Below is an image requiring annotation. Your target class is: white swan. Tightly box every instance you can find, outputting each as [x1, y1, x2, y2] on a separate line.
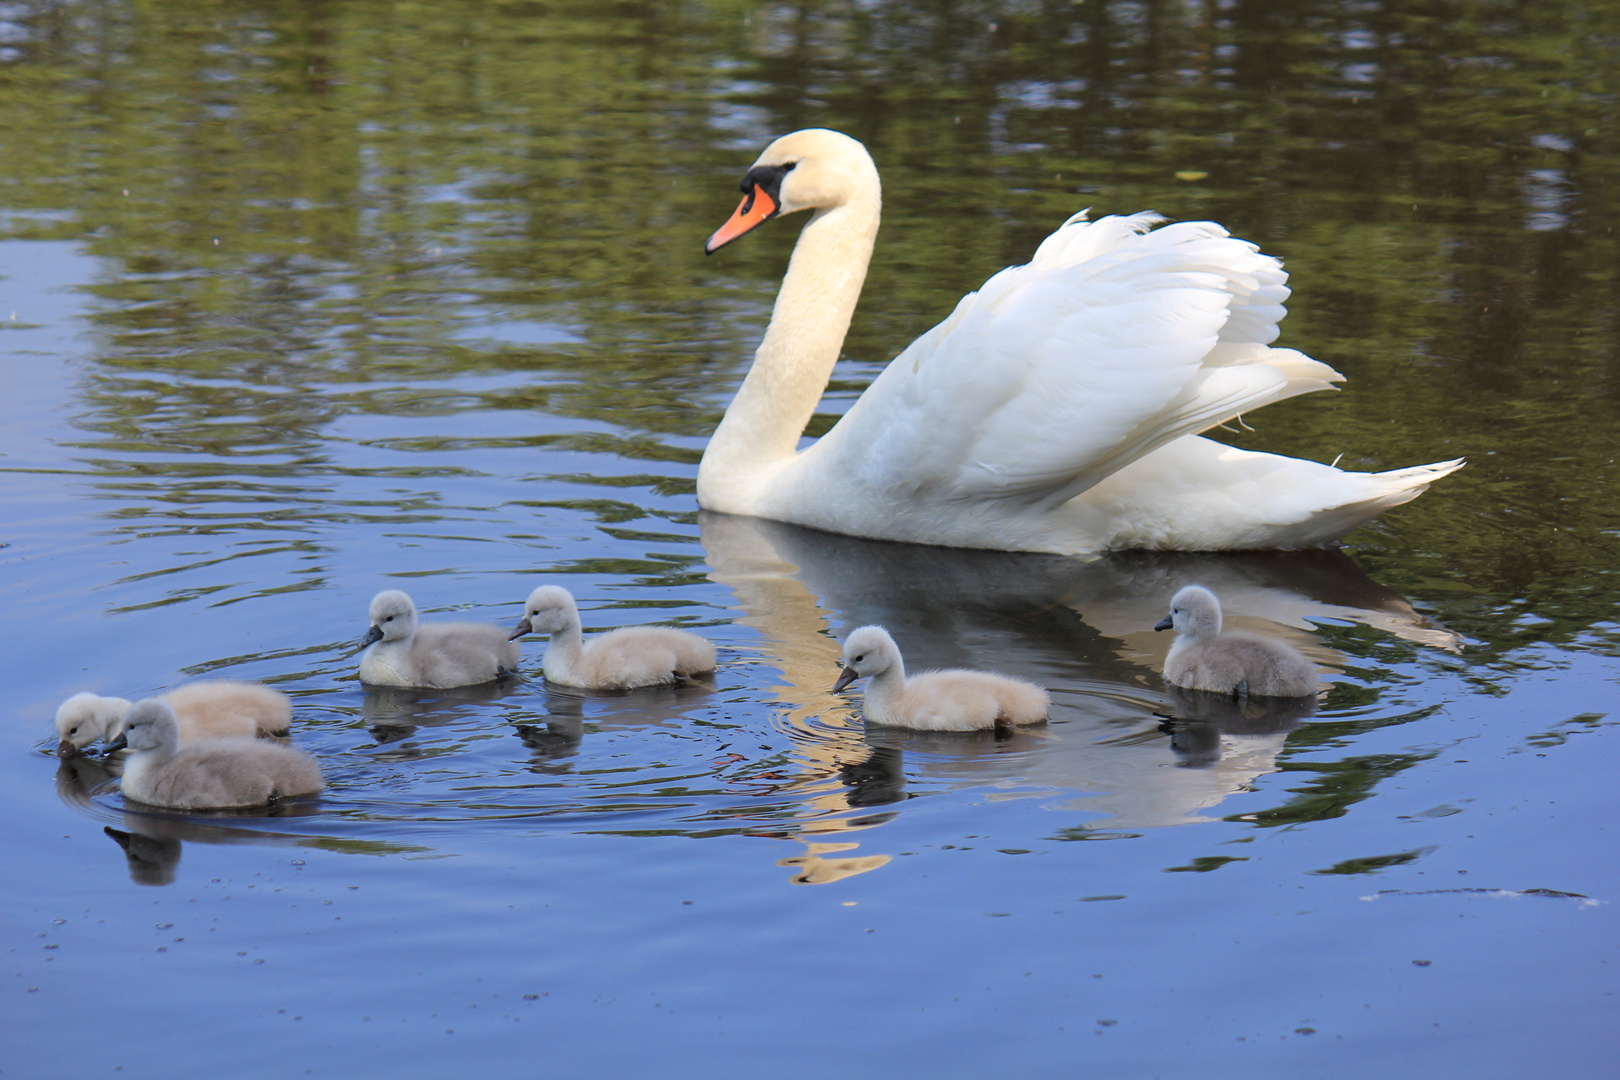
[110, 699, 323, 810]
[55, 681, 292, 756]
[833, 625, 1049, 732]
[700, 128, 1461, 554]
[509, 585, 717, 689]
[1156, 585, 1320, 697]
[359, 589, 520, 689]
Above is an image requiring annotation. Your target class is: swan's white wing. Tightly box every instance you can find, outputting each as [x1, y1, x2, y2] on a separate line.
[804, 213, 1341, 506]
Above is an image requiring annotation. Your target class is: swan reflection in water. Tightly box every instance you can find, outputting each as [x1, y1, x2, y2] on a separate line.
[701, 512, 1456, 876]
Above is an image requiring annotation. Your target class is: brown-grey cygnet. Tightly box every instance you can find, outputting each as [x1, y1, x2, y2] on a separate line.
[359, 589, 520, 689]
[1155, 585, 1320, 697]
[832, 625, 1049, 732]
[55, 681, 292, 757]
[509, 585, 717, 690]
[109, 699, 323, 810]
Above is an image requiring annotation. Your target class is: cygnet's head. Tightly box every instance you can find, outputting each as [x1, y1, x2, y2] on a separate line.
[110, 699, 181, 755]
[833, 625, 901, 693]
[706, 129, 878, 253]
[1155, 585, 1223, 639]
[363, 590, 419, 647]
[55, 692, 127, 756]
[509, 585, 579, 641]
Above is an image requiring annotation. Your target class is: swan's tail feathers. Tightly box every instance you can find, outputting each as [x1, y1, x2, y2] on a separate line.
[1287, 458, 1466, 547]
[1031, 346, 1346, 509]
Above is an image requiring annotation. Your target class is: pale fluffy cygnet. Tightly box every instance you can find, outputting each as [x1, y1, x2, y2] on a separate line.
[833, 625, 1049, 732]
[509, 585, 717, 690]
[1155, 584, 1320, 697]
[359, 589, 520, 689]
[55, 681, 292, 756]
[110, 699, 323, 810]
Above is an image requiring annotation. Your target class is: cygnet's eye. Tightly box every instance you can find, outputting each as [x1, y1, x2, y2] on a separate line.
[69, 726, 79, 735]
[854, 653, 866, 663]
[384, 615, 394, 622]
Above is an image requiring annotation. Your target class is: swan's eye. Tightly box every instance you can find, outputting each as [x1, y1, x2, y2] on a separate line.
[384, 615, 394, 622]
[854, 654, 865, 663]
[69, 726, 79, 735]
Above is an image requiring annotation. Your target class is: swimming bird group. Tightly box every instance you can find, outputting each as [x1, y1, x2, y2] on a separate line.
[52, 125, 1450, 809]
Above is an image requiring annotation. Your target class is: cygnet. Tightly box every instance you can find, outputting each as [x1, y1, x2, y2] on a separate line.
[55, 681, 292, 756]
[509, 585, 717, 690]
[832, 625, 1049, 732]
[359, 589, 520, 689]
[1154, 584, 1320, 697]
[109, 699, 324, 810]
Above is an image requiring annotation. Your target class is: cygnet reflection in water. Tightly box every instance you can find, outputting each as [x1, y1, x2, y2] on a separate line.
[103, 826, 182, 886]
[360, 680, 521, 745]
[1159, 685, 1317, 768]
[701, 512, 1448, 829]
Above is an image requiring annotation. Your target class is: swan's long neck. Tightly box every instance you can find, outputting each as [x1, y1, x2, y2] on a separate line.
[698, 190, 880, 511]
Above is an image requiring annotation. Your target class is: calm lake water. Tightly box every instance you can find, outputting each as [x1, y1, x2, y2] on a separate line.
[3, 2, 1617, 1076]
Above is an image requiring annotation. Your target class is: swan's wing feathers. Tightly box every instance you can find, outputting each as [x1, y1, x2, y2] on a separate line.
[817, 213, 1331, 504]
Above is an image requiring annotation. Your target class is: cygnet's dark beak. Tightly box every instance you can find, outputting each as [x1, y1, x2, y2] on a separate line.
[832, 666, 860, 694]
[508, 617, 532, 642]
[361, 624, 384, 648]
[105, 732, 129, 753]
[1154, 615, 1174, 632]
[57, 739, 77, 758]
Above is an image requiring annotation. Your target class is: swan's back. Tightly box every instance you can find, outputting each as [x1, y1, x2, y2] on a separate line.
[124, 737, 325, 810]
[576, 626, 717, 690]
[162, 681, 292, 737]
[1165, 632, 1319, 698]
[884, 669, 1050, 732]
[362, 621, 519, 688]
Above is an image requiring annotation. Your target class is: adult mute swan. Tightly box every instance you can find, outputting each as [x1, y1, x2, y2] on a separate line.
[701, 128, 1461, 554]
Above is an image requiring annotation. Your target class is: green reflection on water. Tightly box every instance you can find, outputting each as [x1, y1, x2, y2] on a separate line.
[2, 0, 1617, 631]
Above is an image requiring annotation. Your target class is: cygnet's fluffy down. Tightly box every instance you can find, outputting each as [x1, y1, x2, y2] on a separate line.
[111, 699, 323, 810]
[1155, 584, 1320, 697]
[510, 585, 717, 690]
[55, 681, 292, 756]
[359, 589, 520, 689]
[833, 625, 1049, 732]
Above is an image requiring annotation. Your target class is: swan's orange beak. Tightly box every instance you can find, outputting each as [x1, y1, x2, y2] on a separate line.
[706, 186, 779, 254]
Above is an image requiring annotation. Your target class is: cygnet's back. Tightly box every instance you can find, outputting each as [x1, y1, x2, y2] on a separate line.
[1156, 585, 1320, 698]
[160, 681, 292, 737]
[116, 700, 324, 811]
[359, 589, 520, 689]
[574, 626, 718, 690]
[835, 625, 1049, 732]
